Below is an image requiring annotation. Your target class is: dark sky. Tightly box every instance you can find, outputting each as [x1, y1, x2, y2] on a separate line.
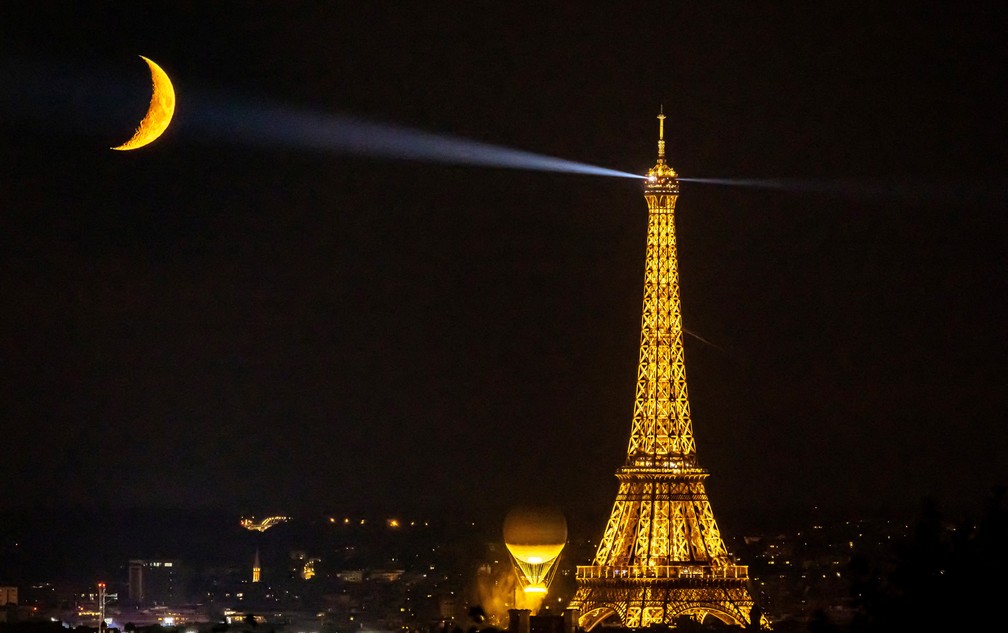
[1, 3, 1006, 531]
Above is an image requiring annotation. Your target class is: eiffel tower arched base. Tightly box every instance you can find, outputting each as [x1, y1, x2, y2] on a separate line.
[571, 575, 763, 630]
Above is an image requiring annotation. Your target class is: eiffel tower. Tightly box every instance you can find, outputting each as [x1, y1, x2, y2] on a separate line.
[569, 112, 765, 630]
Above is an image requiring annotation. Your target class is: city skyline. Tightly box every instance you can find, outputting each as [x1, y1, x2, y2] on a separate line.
[1, 4, 1006, 528]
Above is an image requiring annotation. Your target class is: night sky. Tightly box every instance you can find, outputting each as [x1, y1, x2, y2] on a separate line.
[2, 3, 1006, 531]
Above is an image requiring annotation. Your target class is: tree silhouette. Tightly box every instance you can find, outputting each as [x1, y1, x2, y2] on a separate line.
[848, 487, 1008, 632]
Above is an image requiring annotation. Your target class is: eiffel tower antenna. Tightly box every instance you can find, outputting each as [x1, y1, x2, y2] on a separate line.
[657, 105, 666, 160]
[569, 112, 766, 630]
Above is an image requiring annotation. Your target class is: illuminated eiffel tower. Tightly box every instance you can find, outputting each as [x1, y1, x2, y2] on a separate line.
[569, 112, 765, 630]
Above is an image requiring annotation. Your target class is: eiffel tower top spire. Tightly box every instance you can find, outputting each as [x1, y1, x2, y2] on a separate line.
[646, 108, 678, 191]
[657, 105, 666, 159]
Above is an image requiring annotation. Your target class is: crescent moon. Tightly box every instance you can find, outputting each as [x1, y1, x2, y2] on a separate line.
[111, 55, 176, 151]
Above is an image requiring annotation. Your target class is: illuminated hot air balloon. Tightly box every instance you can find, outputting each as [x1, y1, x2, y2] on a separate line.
[503, 505, 568, 596]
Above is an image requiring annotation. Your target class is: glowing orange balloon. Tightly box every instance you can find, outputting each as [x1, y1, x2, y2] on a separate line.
[503, 505, 567, 593]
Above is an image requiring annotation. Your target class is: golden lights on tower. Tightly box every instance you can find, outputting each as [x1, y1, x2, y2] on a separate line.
[568, 112, 764, 630]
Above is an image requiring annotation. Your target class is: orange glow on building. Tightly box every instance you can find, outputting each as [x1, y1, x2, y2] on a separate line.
[252, 549, 261, 583]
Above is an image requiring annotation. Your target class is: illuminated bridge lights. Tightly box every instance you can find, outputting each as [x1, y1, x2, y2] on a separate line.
[241, 516, 290, 532]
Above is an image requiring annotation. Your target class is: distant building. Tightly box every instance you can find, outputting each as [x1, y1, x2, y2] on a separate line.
[337, 570, 364, 582]
[0, 587, 17, 606]
[128, 559, 182, 605]
[369, 569, 404, 582]
[252, 549, 261, 583]
[0, 586, 17, 622]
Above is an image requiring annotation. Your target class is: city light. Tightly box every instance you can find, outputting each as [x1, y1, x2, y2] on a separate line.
[241, 516, 290, 532]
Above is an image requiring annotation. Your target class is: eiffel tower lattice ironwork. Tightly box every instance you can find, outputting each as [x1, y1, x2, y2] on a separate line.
[569, 112, 765, 630]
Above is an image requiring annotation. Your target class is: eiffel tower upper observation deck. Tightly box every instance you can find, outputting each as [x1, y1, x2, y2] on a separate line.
[569, 112, 766, 630]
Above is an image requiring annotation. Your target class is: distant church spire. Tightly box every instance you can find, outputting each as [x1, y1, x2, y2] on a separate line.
[252, 548, 261, 583]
